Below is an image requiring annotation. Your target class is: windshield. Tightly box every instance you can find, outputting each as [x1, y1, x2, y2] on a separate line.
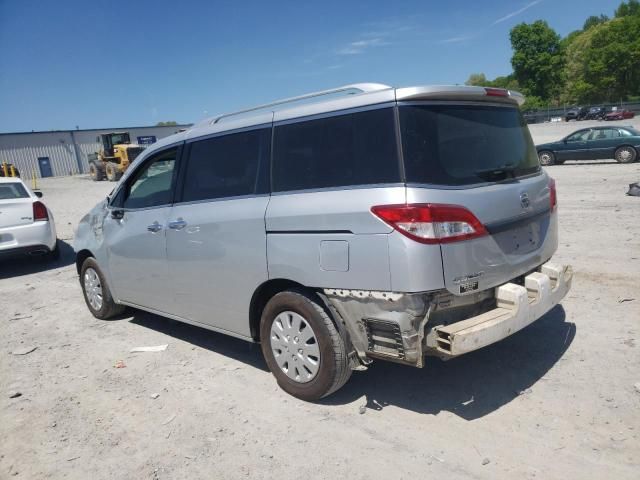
[111, 133, 130, 144]
[0, 182, 29, 200]
[399, 104, 540, 186]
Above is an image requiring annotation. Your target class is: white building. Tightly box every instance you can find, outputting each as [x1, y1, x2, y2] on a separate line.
[0, 125, 190, 178]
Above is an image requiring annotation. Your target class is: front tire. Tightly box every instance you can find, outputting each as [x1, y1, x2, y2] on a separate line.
[105, 163, 119, 182]
[614, 146, 637, 164]
[538, 150, 556, 166]
[260, 289, 352, 401]
[80, 257, 125, 319]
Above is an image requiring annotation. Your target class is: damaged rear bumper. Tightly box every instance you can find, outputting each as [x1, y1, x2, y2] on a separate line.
[433, 263, 572, 356]
[323, 261, 572, 368]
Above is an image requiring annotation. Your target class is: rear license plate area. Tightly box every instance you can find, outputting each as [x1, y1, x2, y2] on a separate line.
[495, 222, 541, 254]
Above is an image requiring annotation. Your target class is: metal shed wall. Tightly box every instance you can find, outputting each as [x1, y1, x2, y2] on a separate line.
[0, 125, 189, 178]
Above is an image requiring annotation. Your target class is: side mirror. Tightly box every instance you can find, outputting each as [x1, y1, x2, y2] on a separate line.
[34, 191, 43, 198]
[111, 209, 124, 220]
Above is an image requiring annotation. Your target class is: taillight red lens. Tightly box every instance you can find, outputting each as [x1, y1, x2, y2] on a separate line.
[485, 87, 509, 98]
[33, 201, 48, 221]
[371, 204, 487, 244]
[549, 178, 557, 211]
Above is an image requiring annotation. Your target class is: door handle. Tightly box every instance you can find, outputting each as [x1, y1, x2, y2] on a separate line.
[147, 221, 163, 233]
[168, 219, 187, 230]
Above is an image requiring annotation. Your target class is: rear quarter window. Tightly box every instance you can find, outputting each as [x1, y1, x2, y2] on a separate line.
[0, 182, 29, 200]
[400, 104, 540, 186]
[272, 107, 400, 192]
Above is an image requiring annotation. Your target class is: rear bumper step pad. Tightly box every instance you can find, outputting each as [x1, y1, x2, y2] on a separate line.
[434, 262, 572, 356]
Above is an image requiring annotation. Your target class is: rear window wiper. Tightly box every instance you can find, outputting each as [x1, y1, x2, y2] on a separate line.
[475, 164, 517, 180]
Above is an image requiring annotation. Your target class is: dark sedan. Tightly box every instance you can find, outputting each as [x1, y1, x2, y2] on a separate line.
[585, 106, 606, 120]
[536, 126, 640, 165]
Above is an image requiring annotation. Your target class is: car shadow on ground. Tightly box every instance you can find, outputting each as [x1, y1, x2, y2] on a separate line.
[0, 239, 74, 279]
[128, 304, 573, 419]
[128, 310, 268, 372]
[323, 305, 574, 419]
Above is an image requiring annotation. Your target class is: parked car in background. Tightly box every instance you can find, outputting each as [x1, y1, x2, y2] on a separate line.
[75, 83, 572, 400]
[585, 106, 606, 120]
[0, 177, 58, 259]
[536, 126, 640, 165]
[523, 111, 538, 124]
[605, 109, 635, 121]
[565, 106, 588, 121]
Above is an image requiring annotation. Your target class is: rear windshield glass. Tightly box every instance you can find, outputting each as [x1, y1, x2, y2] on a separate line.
[399, 104, 540, 186]
[0, 182, 29, 200]
[621, 127, 640, 136]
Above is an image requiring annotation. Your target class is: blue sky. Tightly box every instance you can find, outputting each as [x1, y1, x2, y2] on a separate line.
[0, 0, 623, 132]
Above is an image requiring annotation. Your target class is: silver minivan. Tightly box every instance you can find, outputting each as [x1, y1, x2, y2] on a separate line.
[74, 83, 572, 400]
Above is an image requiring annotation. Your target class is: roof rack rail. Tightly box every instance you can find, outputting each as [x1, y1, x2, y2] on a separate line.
[209, 83, 392, 125]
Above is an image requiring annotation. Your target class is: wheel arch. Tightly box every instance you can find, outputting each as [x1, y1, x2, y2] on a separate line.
[249, 278, 309, 342]
[616, 143, 638, 151]
[75, 249, 94, 274]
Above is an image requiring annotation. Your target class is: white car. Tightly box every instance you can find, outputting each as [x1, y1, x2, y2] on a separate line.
[0, 177, 58, 259]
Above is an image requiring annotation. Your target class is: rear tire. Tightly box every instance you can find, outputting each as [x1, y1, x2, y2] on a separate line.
[614, 146, 637, 164]
[89, 162, 105, 181]
[538, 150, 556, 166]
[260, 289, 352, 401]
[80, 257, 125, 319]
[105, 163, 119, 182]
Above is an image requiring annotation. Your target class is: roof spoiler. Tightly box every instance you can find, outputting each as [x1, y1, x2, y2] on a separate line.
[395, 85, 525, 106]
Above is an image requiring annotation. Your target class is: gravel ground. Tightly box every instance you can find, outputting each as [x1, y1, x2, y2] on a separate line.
[1, 126, 639, 479]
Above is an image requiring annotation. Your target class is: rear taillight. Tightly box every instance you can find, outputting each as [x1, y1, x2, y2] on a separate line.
[33, 201, 48, 221]
[549, 178, 557, 211]
[371, 204, 487, 244]
[485, 87, 509, 98]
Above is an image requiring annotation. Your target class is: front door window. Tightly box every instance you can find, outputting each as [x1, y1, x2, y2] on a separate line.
[123, 148, 177, 209]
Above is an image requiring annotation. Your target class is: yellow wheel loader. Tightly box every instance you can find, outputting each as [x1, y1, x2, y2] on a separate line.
[87, 132, 146, 182]
[0, 161, 20, 177]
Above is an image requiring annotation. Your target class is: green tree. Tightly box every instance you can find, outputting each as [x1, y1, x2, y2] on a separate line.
[510, 20, 565, 101]
[487, 75, 520, 90]
[465, 73, 520, 91]
[562, 26, 599, 103]
[465, 1, 640, 108]
[583, 14, 609, 30]
[615, 0, 640, 17]
[583, 14, 640, 101]
[465, 73, 488, 86]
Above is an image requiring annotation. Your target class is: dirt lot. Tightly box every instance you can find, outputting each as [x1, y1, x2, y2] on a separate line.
[2, 126, 640, 479]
